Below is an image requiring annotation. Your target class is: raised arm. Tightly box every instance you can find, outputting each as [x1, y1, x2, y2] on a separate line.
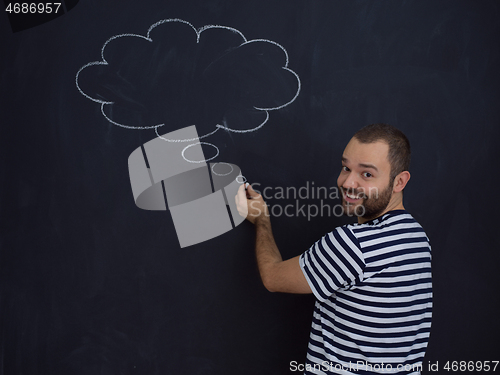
[235, 184, 312, 294]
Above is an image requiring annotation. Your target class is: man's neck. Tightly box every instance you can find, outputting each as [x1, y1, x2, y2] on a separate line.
[357, 197, 405, 224]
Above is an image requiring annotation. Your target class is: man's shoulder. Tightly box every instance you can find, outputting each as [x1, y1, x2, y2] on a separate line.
[314, 210, 427, 252]
[347, 210, 426, 239]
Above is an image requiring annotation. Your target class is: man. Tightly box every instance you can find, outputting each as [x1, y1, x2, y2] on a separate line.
[235, 123, 432, 375]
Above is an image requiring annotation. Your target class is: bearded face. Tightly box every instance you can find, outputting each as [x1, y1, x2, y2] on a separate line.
[336, 138, 407, 223]
[340, 180, 393, 221]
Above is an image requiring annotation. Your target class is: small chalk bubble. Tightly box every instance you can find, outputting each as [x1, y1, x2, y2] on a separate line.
[236, 175, 247, 184]
[211, 162, 234, 176]
[182, 142, 219, 163]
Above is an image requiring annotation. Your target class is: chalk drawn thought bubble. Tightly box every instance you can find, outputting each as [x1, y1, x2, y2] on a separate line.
[76, 18, 301, 140]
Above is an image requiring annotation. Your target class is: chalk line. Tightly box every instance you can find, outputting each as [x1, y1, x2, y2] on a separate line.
[182, 142, 219, 164]
[211, 162, 234, 176]
[76, 18, 301, 159]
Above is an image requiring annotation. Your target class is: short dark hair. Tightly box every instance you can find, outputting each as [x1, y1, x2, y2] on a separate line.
[353, 123, 411, 182]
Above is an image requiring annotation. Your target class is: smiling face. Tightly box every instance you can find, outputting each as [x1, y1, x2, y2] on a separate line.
[337, 137, 399, 223]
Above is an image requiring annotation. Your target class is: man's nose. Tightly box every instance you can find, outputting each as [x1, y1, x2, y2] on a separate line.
[342, 172, 359, 190]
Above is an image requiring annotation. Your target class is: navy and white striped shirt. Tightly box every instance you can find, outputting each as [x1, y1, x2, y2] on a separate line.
[299, 210, 432, 375]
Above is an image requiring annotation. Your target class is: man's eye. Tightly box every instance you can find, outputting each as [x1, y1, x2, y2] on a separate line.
[342, 166, 350, 172]
[363, 172, 372, 178]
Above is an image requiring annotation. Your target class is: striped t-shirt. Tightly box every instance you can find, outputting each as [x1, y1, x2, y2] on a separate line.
[299, 210, 432, 375]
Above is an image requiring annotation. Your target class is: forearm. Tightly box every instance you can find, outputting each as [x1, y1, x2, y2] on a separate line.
[254, 218, 283, 291]
[237, 183, 311, 294]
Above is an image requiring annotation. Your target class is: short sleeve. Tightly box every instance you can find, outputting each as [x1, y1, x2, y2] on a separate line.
[299, 226, 365, 302]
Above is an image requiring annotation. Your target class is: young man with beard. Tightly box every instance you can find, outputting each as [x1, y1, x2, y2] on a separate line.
[235, 123, 432, 375]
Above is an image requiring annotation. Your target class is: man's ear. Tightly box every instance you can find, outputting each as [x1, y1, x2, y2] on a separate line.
[393, 171, 411, 193]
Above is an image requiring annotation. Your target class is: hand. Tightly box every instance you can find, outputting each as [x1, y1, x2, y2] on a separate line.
[235, 183, 270, 225]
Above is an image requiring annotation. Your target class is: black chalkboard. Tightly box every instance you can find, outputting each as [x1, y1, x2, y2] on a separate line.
[1, 1, 499, 374]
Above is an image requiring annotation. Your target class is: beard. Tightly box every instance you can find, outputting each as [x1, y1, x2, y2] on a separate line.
[340, 182, 393, 221]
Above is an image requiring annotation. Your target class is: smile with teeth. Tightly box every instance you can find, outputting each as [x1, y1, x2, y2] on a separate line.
[344, 191, 364, 202]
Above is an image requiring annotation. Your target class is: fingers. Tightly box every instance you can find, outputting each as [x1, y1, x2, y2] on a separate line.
[245, 183, 261, 199]
[236, 183, 246, 199]
[234, 182, 269, 223]
[235, 184, 248, 218]
[236, 183, 260, 199]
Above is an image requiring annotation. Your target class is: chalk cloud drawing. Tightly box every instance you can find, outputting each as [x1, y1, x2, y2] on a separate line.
[76, 18, 300, 247]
